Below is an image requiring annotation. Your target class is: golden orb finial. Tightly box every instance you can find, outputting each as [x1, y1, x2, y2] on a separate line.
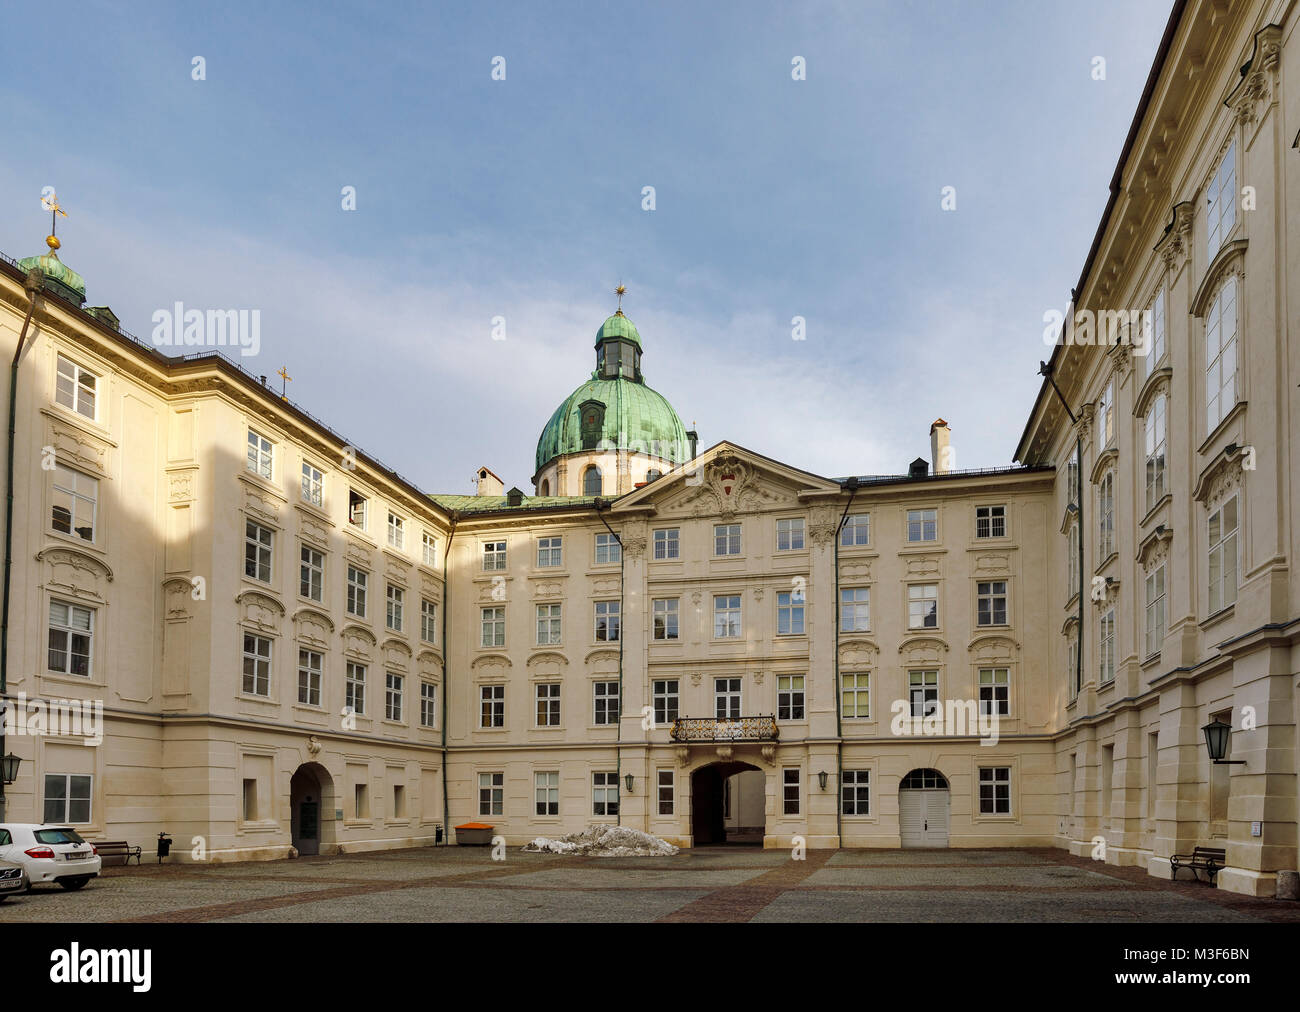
[46, 235, 61, 251]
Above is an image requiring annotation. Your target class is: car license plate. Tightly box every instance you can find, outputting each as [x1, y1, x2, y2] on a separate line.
[65, 850, 88, 860]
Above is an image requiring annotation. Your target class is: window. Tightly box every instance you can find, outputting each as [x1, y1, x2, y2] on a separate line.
[652, 598, 679, 641]
[1067, 521, 1080, 599]
[297, 648, 322, 706]
[1208, 495, 1238, 614]
[653, 679, 679, 726]
[979, 767, 1012, 814]
[386, 584, 404, 632]
[348, 489, 367, 529]
[595, 533, 621, 564]
[713, 595, 741, 638]
[714, 523, 742, 556]
[1144, 394, 1167, 512]
[539, 479, 550, 496]
[776, 591, 804, 635]
[1067, 446, 1081, 507]
[346, 566, 368, 617]
[593, 681, 619, 725]
[1206, 276, 1238, 433]
[777, 675, 805, 720]
[1145, 566, 1166, 658]
[51, 464, 96, 542]
[387, 512, 405, 550]
[478, 772, 503, 816]
[840, 587, 870, 632]
[300, 545, 324, 602]
[841, 672, 870, 719]
[782, 768, 801, 815]
[55, 354, 97, 420]
[482, 540, 506, 571]
[978, 668, 1009, 717]
[420, 599, 437, 644]
[345, 662, 366, 715]
[840, 513, 870, 546]
[1097, 472, 1115, 561]
[420, 682, 437, 728]
[1068, 635, 1080, 700]
[422, 531, 438, 567]
[385, 672, 404, 721]
[536, 603, 562, 645]
[776, 517, 805, 551]
[907, 584, 938, 629]
[592, 772, 619, 816]
[352, 784, 367, 820]
[242, 633, 272, 696]
[246, 429, 273, 479]
[841, 770, 870, 816]
[1097, 380, 1114, 449]
[908, 670, 938, 717]
[301, 462, 324, 508]
[480, 684, 504, 727]
[481, 606, 505, 647]
[977, 581, 1008, 626]
[537, 536, 563, 567]
[594, 601, 620, 642]
[1207, 140, 1236, 261]
[1099, 609, 1116, 684]
[536, 683, 561, 726]
[657, 770, 674, 815]
[44, 773, 92, 824]
[535, 771, 559, 816]
[653, 528, 680, 560]
[1145, 286, 1167, 372]
[715, 677, 741, 720]
[583, 466, 602, 496]
[244, 520, 273, 583]
[906, 509, 937, 542]
[975, 505, 1005, 539]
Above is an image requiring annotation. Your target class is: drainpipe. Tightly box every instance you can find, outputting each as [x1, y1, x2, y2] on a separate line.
[593, 499, 624, 826]
[439, 512, 457, 844]
[1038, 361, 1083, 699]
[0, 268, 44, 823]
[832, 478, 859, 846]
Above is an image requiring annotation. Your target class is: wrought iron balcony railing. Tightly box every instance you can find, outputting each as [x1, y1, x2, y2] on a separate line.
[669, 715, 779, 742]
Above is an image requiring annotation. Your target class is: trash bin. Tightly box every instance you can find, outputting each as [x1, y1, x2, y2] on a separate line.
[454, 822, 494, 845]
[157, 831, 172, 863]
[435, 824, 444, 846]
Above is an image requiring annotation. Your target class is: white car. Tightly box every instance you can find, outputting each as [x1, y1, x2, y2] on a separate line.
[0, 858, 27, 900]
[0, 824, 102, 890]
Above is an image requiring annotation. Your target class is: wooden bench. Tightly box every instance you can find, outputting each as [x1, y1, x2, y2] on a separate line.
[1170, 846, 1226, 883]
[92, 840, 142, 866]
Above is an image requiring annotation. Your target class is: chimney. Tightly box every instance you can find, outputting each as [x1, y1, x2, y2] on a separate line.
[687, 429, 699, 460]
[475, 466, 505, 496]
[930, 419, 952, 475]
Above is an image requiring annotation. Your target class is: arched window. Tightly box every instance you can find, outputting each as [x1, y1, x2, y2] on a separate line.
[583, 466, 602, 496]
[1144, 393, 1167, 512]
[1097, 471, 1114, 561]
[1206, 276, 1238, 433]
[539, 479, 550, 497]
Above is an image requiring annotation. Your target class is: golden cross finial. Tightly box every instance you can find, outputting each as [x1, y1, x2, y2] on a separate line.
[615, 284, 627, 315]
[41, 191, 68, 249]
[277, 366, 292, 400]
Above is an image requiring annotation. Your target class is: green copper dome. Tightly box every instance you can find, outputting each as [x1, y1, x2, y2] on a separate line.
[594, 311, 641, 348]
[534, 375, 689, 474]
[18, 250, 86, 305]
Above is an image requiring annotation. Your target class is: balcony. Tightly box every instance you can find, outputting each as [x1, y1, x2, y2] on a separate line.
[669, 715, 779, 743]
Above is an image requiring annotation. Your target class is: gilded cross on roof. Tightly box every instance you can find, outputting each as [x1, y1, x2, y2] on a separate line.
[615, 284, 627, 315]
[277, 366, 292, 400]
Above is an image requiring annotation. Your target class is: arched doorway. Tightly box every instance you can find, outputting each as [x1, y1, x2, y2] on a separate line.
[290, 762, 334, 856]
[899, 768, 950, 848]
[691, 761, 765, 845]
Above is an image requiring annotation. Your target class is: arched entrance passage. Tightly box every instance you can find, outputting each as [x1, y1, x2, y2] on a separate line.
[290, 762, 335, 856]
[691, 761, 765, 846]
[899, 768, 950, 848]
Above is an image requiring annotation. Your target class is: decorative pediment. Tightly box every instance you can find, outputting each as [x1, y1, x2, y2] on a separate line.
[1136, 524, 1173, 572]
[236, 589, 284, 633]
[1154, 200, 1194, 272]
[968, 633, 1019, 664]
[1058, 503, 1079, 536]
[341, 623, 377, 657]
[345, 543, 372, 568]
[1192, 447, 1247, 510]
[36, 547, 114, 604]
[1190, 239, 1246, 319]
[1226, 24, 1282, 127]
[420, 572, 442, 596]
[840, 559, 872, 581]
[673, 451, 792, 519]
[384, 555, 410, 585]
[591, 577, 620, 596]
[899, 636, 949, 664]
[1133, 367, 1172, 420]
[839, 640, 879, 668]
[244, 488, 281, 525]
[472, 653, 512, 678]
[973, 553, 1011, 576]
[293, 606, 335, 647]
[47, 419, 109, 476]
[299, 516, 330, 548]
[531, 579, 563, 599]
[417, 648, 442, 674]
[1089, 447, 1118, 486]
[1061, 614, 1079, 637]
[584, 648, 620, 671]
[382, 637, 412, 671]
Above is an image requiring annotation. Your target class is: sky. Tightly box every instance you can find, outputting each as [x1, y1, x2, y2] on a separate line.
[0, 0, 1175, 494]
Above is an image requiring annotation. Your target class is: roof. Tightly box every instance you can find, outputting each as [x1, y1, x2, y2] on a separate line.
[429, 494, 604, 516]
[534, 375, 688, 473]
[594, 311, 641, 348]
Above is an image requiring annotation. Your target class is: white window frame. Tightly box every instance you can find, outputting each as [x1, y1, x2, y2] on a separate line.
[1145, 393, 1167, 513]
[1206, 140, 1236, 261]
[419, 681, 437, 728]
[975, 504, 1006, 539]
[594, 533, 621, 564]
[345, 661, 366, 715]
[478, 771, 503, 815]
[246, 429, 273, 479]
[1099, 609, 1116, 684]
[978, 766, 1012, 815]
[482, 540, 507, 571]
[387, 511, 405, 550]
[346, 565, 368, 617]
[244, 520, 273, 583]
[301, 462, 324, 508]
[242, 632, 272, 696]
[714, 523, 742, 556]
[776, 517, 805, 551]
[1097, 471, 1115, 561]
[906, 508, 937, 543]
[537, 536, 563, 568]
[594, 600, 620, 642]
[536, 603, 562, 645]
[593, 681, 619, 725]
[840, 587, 870, 632]
[777, 674, 805, 720]
[978, 667, 1009, 717]
[1145, 565, 1166, 659]
[713, 595, 742, 638]
[592, 772, 619, 816]
[841, 671, 870, 719]
[714, 677, 741, 720]
[480, 684, 504, 728]
[422, 531, 438, 567]
[348, 489, 368, 529]
[908, 669, 939, 717]
[535, 771, 559, 816]
[782, 767, 801, 815]
[43, 773, 93, 824]
[386, 583, 404, 632]
[298, 648, 322, 707]
[47, 599, 94, 676]
[657, 769, 674, 816]
[841, 770, 870, 816]
[840, 513, 870, 547]
[1208, 495, 1239, 614]
[420, 598, 437, 644]
[1205, 276, 1238, 434]
[776, 591, 805, 635]
[653, 528, 680, 560]
[481, 606, 505, 647]
[977, 580, 1008, 627]
[55, 353, 97, 420]
[907, 584, 938, 629]
[652, 598, 679, 641]
[1097, 380, 1114, 450]
[300, 544, 324, 603]
[535, 682, 561, 727]
[653, 679, 679, 725]
[51, 463, 97, 543]
[1145, 286, 1167, 373]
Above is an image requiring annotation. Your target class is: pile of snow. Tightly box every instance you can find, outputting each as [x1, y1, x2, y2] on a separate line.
[522, 824, 679, 857]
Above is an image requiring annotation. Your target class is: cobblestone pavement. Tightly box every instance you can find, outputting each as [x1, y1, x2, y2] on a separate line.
[2, 846, 1297, 923]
